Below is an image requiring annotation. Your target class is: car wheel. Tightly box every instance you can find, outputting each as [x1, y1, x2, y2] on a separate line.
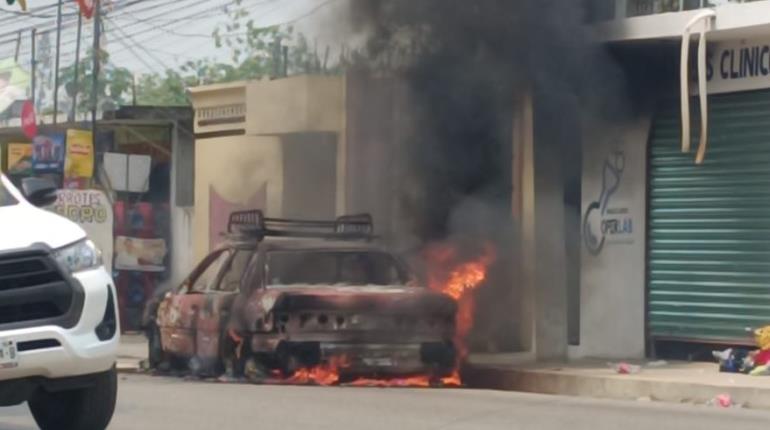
[28, 366, 117, 430]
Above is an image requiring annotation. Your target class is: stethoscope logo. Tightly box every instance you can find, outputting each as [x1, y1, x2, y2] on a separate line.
[583, 150, 626, 256]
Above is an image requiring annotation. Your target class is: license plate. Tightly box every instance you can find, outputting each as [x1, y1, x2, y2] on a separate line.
[0, 340, 18, 369]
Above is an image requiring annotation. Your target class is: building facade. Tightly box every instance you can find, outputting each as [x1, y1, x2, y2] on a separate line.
[572, 0, 770, 358]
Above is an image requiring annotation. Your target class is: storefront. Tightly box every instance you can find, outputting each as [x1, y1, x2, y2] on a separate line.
[0, 106, 193, 332]
[646, 38, 770, 347]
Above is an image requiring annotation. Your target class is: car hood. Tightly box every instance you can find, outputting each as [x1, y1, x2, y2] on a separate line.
[258, 285, 457, 315]
[0, 203, 85, 251]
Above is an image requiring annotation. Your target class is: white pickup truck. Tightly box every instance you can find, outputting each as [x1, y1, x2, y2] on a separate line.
[0, 174, 119, 430]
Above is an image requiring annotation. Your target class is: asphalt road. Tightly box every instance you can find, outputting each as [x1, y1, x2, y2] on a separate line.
[2, 374, 770, 430]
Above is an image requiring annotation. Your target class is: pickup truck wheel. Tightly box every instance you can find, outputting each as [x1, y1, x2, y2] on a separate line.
[28, 366, 117, 430]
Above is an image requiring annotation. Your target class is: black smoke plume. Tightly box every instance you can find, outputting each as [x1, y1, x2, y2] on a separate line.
[350, 0, 629, 351]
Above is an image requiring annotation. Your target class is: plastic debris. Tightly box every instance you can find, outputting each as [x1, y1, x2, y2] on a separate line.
[609, 362, 641, 374]
[712, 348, 733, 363]
[646, 360, 668, 368]
[713, 348, 752, 374]
[707, 394, 733, 408]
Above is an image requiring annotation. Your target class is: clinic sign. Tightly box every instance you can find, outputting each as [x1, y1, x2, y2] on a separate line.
[706, 39, 770, 94]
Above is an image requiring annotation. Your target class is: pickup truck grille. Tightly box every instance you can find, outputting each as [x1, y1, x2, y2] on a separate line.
[0, 251, 73, 326]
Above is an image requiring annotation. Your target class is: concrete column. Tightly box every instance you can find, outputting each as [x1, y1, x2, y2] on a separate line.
[336, 74, 348, 216]
[514, 89, 569, 361]
[513, 90, 536, 355]
[532, 134, 568, 360]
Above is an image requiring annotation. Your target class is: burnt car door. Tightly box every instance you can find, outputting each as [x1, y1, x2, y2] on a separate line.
[194, 249, 255, 362]
[157, 248, 233, 358]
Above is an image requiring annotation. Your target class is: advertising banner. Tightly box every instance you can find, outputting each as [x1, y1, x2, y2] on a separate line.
[64, 129, 94, 179]
[114, 236, 167, 272]
[48, 189, 114, 272]
[7, 143, 32, 175]
[32, 133, 65, 172]
[21, 100, 36, 139]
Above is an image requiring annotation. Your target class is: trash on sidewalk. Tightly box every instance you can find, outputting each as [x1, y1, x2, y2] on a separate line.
[749, 364, 770, 376]
[608, 362, 641, 374]
[712, 348, 751, 374]
[707, 394, 733, 408]
[712, 325, 770, 375]
[646, 360, 668, 368]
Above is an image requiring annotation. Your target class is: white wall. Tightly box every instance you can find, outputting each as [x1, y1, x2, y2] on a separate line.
[169, 125, 194, 287]
[573, 116, 651, 359]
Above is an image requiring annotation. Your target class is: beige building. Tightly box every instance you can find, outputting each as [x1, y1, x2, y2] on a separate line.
[190, 75, 367, 261]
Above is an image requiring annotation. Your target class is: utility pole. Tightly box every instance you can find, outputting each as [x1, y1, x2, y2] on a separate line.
[13, 31, 21, 62]
[70, 12, 83, 122]
[91, 0, 101, 148]
[30, 29, 35, 107]
[52, 0, 63, 124]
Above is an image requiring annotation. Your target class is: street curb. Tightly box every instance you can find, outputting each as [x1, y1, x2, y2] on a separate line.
[117, 361, 143, 375]
[462, 365, 770, 409]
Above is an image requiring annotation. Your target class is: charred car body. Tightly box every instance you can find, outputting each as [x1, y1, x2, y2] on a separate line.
[145, 211, 457, 380]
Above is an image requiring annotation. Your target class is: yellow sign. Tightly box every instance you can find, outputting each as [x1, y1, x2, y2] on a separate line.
[64, 129, 94, 179]
[7, 143, 32, 175]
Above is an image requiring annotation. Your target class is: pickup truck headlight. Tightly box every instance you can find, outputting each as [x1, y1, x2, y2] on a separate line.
[54, 239, 103, 273]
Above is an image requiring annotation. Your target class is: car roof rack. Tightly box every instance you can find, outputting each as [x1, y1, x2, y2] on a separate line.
[227, 210, 374, 241]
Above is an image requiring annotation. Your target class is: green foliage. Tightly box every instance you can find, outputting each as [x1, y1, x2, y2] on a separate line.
[60, 48, 135, 115]
[135, 70, 191, 106]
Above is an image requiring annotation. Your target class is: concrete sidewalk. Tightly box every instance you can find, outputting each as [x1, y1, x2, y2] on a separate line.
[117, 333, 147, 373]
[463, 358, 770, 409]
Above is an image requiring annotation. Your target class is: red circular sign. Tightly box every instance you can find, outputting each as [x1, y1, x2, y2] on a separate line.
[75, 0, 95, 19]
[21, 100, 37, 139]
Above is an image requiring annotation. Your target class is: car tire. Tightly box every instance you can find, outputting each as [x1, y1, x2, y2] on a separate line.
[28, 366, 118, 430]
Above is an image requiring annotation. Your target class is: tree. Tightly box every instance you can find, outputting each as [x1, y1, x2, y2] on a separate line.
[60, 48, 134, 117]
[135, 70, 189, 106]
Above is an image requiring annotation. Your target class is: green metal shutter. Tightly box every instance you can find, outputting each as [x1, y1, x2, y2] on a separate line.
[648, 89, 770, 344]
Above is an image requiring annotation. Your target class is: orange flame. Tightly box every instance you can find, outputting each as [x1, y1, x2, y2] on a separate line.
[347, 371, 461, 388]
[425, 243, 496, 359]
[284, 356, 348, 386]
[282, 356, 461, 388]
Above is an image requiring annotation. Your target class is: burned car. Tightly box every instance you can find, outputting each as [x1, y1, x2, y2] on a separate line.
[146, 211, 457, 380]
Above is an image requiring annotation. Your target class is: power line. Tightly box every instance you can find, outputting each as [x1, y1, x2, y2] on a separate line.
[0, 1, 67, 21]
[0, 0, 321, 78]
[105, 16, 170, 72]
[273, 0, 341, 27]
[115, 0, 277, 38]
[0, 0, 205, 59]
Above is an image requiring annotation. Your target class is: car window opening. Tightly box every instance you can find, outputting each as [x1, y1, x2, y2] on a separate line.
[266, 251, 408, 288]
